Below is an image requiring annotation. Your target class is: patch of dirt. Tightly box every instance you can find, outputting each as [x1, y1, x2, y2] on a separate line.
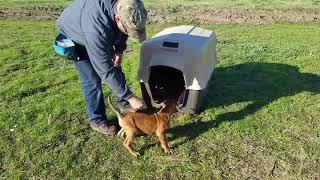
[0, 5, 64, 20]
[1, 5, 320, 24]
[148, 6, 320, 24]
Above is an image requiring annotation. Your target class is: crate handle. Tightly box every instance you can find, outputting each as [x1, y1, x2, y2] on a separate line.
[162, 42, 179, 48]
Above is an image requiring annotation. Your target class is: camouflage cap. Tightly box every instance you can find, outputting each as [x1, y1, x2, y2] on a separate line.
[117, 0, 147, 42]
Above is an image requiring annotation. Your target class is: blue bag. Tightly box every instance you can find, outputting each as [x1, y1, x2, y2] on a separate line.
[53, 33, 76, 60]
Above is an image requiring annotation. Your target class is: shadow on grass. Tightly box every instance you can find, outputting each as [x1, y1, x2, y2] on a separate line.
[168, 62, 320, 146]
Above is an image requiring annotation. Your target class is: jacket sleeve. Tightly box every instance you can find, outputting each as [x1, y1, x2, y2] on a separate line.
[114, 32, 128, 54]
[83, 30, 133, 100]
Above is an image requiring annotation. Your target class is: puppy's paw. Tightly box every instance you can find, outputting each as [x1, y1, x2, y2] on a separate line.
[165, 148, 174, 154]
[132, 151, 140, 157]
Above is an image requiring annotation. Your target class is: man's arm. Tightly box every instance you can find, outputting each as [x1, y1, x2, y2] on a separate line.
[114, 32, 128, 54]
[83, 31, 133, 100]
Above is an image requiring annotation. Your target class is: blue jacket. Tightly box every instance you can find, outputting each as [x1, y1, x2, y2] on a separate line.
[57, 0, 133, 100]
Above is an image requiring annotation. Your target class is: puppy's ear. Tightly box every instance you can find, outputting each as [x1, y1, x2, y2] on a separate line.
[159, 101, 167, 113]
[160, 101, 166, 108]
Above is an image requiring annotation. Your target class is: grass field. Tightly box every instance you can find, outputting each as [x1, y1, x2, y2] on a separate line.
[1, 0, 320, 9]
[0, 0, 320, 179]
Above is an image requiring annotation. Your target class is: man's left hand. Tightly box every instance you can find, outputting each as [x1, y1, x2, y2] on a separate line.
[113, 53, 123, 67]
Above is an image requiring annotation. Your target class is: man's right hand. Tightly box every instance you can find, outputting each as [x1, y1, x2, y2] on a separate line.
[127, 95, 147, 110]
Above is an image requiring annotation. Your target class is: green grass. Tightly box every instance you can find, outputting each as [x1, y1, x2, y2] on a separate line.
[0, 20, 320, 179]
[0, 0, 71, 8]
[1, 0, 320, 9]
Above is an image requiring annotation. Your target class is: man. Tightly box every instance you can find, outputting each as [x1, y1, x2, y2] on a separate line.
[56, 0, 148, 135]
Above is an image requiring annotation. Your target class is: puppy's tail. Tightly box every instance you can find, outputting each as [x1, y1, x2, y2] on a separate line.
[107, 96, 124, 119]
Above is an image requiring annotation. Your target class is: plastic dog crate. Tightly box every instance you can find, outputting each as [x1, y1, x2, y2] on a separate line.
[137, 25, 217, 114]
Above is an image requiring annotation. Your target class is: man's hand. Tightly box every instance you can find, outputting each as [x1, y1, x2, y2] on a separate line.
[127, 95, 147, 110]
[113, 53, 123, 67]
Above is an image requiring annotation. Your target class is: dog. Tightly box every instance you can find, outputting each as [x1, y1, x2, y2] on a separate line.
[107, 97, 178, 157]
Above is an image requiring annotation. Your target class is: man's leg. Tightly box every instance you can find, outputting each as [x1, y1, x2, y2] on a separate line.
[74, 54, 117, 135]
[74, 60, 106, 123]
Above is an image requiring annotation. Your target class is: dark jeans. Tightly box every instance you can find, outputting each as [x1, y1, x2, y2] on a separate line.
[73, 45, 130, 125]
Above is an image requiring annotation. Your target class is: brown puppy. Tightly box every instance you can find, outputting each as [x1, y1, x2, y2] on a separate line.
[107, 97, 178, 156]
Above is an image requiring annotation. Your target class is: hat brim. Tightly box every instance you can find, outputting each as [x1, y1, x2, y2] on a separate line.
[127, 27, 146, 43]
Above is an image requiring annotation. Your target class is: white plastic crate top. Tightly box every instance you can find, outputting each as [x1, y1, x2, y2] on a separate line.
[137, 25, 217, 90]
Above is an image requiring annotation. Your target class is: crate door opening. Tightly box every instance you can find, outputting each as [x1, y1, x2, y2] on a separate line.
[148, 66, 185, 103]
